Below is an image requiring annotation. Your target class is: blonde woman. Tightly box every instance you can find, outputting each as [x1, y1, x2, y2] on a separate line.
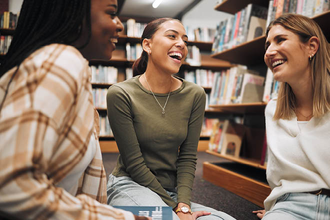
[254, 13, 330, 219]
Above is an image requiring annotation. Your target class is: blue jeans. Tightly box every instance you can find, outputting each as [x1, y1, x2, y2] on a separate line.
[263, 192, 330, 220]
[107, 174, 236, 220]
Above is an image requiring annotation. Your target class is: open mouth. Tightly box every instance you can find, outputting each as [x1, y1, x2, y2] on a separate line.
[109, 38, 118, 47]
[272, 59, 286, 68]
[168, 52, 183, 62]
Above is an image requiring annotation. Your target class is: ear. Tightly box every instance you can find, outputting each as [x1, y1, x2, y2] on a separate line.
[307, 36, 319, 56]
[142, 38, 152, 54]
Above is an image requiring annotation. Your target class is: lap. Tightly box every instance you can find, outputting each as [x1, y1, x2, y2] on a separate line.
[107, 174, 167, 206]
[107, 174, 236, 220]
[264, 193, 330, 220]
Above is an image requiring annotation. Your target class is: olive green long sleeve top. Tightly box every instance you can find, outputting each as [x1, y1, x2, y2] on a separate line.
[106, 75, 206, 208]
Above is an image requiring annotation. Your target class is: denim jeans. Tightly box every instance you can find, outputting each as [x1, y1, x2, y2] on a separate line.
[263, 192, 330, 220]
[107, 174, 236, 220]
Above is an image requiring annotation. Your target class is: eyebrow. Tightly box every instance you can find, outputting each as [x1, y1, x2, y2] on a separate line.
[165, 29, 188, 39]
[107, 4, 118, 9]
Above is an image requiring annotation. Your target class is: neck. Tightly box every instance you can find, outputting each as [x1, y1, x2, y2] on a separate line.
[290, 81, 313, 120]
[143, 71, 173, 94]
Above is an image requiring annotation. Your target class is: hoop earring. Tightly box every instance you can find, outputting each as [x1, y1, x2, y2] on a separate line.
[309, 54, 314, 61]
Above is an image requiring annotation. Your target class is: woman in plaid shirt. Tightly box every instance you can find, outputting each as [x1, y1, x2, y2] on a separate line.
[0, 0, 147, 219]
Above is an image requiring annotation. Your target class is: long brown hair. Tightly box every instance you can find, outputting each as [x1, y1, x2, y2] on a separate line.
[266, 14, 330, 120]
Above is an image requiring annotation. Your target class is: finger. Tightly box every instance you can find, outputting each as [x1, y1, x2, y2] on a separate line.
[192, 211, 211, 218]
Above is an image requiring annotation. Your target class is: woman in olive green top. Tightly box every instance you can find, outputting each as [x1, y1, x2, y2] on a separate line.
[106, 18, 235, 220]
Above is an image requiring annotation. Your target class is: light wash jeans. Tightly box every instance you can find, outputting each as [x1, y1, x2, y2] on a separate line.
[107, 174, 236, 220]
[263, 192, 330, 220]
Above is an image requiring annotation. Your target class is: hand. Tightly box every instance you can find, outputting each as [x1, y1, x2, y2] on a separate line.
[252, 210, 265, 219]
[177, 211, 211, 220]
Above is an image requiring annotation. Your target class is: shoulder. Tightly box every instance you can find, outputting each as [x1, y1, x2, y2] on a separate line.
[108, 76, 138, 93]
[31, 44, 88, 77]
[265, 98, 277, 118]
[181, 78, 205, 97]
[107, 76, 140, 101]
[32, 44, 90, 82]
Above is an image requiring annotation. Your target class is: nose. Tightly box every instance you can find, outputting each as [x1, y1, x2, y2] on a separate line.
[175, 37, 185, 48]
[115, 17, 124, 33]
[264, 44, 277, 58]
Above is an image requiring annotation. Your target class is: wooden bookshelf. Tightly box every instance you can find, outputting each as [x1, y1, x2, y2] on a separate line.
[206, 150, 266, 170]
[214, 0, 268, 14]
[203, 162, 270, 207]
[209, 102, 267, 114]
[211, 11, 330, 65]
[211, 35, 266, 65]
[0, 28, 15, 35]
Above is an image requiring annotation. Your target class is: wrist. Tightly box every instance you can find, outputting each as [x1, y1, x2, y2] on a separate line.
[174, 204, 192, 215]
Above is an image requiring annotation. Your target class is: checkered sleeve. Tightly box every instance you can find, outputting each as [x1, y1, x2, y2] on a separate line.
[0, 44, 134, 220]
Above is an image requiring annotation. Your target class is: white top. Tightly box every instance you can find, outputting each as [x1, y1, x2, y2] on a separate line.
[264, 98, 330, 211]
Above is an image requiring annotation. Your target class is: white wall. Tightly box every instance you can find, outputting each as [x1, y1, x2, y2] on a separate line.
[182, 0, 233, 30]
[8, 0, 232, 36]
[9, 0, 23, 14]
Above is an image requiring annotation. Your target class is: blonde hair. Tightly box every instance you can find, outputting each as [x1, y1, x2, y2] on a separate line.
[266, 14, 330, 120]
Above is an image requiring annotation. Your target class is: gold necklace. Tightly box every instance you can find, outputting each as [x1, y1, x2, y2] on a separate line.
[295, 109, 313, 120]
[144, 74, 171, 115]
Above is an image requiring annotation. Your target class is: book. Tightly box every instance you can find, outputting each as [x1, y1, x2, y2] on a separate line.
[263, 68, 274, 102]
[246, 16, 267, 42]
[242, 4, 268, 43]
[260, 133, 268, 166]
[220, 122, 246, 157]
[238, 72, 265, 103]
[114, 206, 172, 220]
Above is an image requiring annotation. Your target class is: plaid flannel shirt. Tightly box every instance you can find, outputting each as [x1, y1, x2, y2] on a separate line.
[0, 44, 134, 220]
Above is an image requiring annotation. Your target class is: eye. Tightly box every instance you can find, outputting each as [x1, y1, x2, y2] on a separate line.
[106, 10, 117, 19]
[168, 34, 176, 39]
[183, 40, 189, 46]
[265, 43, 269, 51]
[277, 37, 285, 43]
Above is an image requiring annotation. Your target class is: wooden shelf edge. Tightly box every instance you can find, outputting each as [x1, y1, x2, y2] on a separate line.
[209, 102, 266, 108]
[214, 0, 269, 15]
[206, 150, 266, 170]
[203, 161, 270, 207]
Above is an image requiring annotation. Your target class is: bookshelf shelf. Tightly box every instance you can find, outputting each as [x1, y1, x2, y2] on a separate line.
[211, 11, 330, 65]
[209, 102, 267, 114]
[99, 135, 115, 140]
[206, 150, 266, 170]
[118, 35, 214, 51]
[203, 161, 270, 207]
[214, 0, 268, 14]
[92, 83, 112, 88]
[89, 59, 133, 67]
[211, 35, 266, 65]
[0, 28, 15, 35]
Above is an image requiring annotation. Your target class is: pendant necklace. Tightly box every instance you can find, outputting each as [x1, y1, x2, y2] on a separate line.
[144, 74, 171, 115]
[295, 108, 313, 121]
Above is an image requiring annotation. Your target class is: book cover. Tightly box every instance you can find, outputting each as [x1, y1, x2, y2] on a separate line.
[114, 206, 172, 220]
[246, 16, 267, 42]
[220, 122, 246, 157]
[238, 72, 265, 103]
[275, 0, 285, 18]
[260, 133, 268, 166]
[263, 68, 274, 102]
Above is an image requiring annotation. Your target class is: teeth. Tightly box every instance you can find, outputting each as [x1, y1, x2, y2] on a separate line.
[272, 60, 285, 67]
[169, 52, 182, 60]
[109, 38, 118, 43]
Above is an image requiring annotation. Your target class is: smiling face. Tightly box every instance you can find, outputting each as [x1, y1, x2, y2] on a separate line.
[144, 20, 188, 75]
[78, 0, 123, 60]
[264, 25, 311, 85]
